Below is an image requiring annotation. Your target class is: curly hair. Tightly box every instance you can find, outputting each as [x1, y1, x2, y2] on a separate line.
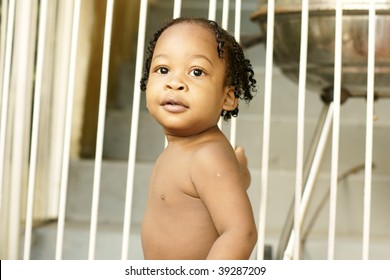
[140, 17, 257, 121]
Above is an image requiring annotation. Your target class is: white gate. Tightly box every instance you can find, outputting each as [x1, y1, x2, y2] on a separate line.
[1, 0, 389, 260]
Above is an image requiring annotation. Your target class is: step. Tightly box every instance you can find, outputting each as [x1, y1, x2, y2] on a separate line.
[29, 221, 143, 260]
[66, 159, 152, 225]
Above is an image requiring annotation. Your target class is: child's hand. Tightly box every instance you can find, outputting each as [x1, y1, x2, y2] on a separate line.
[235, 146, 251, 190]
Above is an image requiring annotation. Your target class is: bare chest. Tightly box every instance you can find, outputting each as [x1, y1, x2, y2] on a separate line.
[148, 148, 198, 202]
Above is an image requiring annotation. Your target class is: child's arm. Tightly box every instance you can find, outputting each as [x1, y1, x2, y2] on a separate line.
[190, 143, 257, 260]
[235, 146, 251, 190]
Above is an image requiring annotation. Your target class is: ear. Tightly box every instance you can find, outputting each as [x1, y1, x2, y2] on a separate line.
[222, 86, 238, 112]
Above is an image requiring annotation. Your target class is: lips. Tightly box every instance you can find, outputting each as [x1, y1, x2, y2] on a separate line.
[161, 97, 189, 113]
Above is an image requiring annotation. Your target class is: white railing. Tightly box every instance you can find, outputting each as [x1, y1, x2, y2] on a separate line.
[0, 0, 383, 260]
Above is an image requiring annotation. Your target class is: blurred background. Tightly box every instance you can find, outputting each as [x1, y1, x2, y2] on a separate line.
[0, 0, 389, 260]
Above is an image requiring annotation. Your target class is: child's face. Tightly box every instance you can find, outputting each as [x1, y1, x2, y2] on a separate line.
[146, 23, 237, 137]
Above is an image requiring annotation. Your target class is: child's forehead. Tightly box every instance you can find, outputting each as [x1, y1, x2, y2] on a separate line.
[153, 23, 222, 61]
[158, 22, 216, 46]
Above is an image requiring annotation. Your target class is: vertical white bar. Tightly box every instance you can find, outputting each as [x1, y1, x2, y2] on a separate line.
[328, 0, 343, 260]
[173, 0, 181, 18]
[0, 0, 11, 259]
[293, 0, 309, 260]
[0, 0, 16, 215]
[362, 0, 376, 260]
[0, 0, 8, 92]
[284, 103, 334, 260]
[234, 0, 241, 40]
[208, 0, 217, 21]
[121, 0, 148, 260]
[88, 0, 115, 260]
[8, 0, 37, 259]
[300, 105, 333, 224]
[217, 0, 230, 131]
[168, 0, 182, 147]
[257, 0, 274, 260]
[222, 0, 229, 29]
[229, 0, 241, 148]
[23, 0, 48, 260]
[55, 0, 81, 260]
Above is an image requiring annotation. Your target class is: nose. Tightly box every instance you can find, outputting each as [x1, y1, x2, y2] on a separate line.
[165, 76, 187, 91]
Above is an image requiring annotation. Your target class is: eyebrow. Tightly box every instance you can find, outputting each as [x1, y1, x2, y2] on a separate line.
[191, 54, 214, 67]
[152, 54, 214, 67]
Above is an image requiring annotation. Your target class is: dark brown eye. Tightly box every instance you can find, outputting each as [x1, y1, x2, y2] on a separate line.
[190, 68, 205, 77]
[156, 67, 169, 74]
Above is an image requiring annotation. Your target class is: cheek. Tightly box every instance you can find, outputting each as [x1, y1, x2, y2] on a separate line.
[145, 89, 154, 110]
[145, 87, 161, 115]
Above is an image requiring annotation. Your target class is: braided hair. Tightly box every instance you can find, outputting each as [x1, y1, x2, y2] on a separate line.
[140, 17, 257, 121]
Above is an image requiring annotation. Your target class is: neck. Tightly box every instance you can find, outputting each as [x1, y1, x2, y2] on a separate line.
[164, 125, 221, 145]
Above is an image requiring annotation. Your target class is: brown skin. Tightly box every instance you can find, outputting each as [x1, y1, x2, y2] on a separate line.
[141, 23, 257, 260]
[235, 146, 251, 190]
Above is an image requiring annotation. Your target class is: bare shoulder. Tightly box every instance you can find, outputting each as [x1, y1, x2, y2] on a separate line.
[190, 133, 239, 172]
[189, 133, 243, 195]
